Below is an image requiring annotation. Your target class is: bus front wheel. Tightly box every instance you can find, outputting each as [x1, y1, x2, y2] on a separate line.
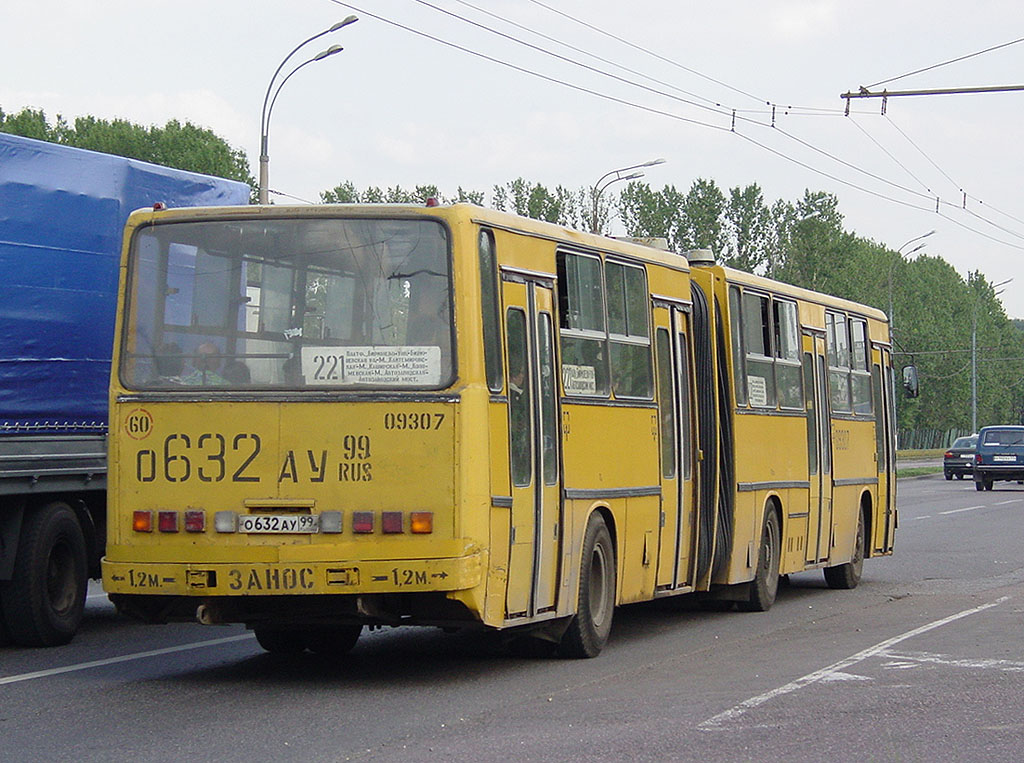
[559, 514, 615, 658]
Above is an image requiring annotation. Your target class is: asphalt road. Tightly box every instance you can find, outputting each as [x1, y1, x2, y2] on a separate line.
[2, 475, 1023, 762]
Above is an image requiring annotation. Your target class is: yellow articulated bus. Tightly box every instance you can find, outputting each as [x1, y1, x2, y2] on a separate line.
[102, 202, 900, 658]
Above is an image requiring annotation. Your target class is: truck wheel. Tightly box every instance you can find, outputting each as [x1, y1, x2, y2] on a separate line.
[0, 502, 88, 647]
[824, 511, 865, 590]
[738, 509, 780, 612]
[558, 514, 615, 658]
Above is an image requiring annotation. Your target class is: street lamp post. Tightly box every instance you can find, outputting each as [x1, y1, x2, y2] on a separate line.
[888, 230, 935, 333]
[590, 158, 665, 234]
[258, 16, 358, 204]
[971, 276, 1013, 433]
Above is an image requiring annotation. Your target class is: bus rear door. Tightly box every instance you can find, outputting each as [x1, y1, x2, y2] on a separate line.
[503, 273, 561, 618]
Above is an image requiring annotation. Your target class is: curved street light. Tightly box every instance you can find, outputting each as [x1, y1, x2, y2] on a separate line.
[258, 16, 358, 204]
[591, 158, 666, 234]
[888, 229, 936, 329]
[897, 229, 935, 254]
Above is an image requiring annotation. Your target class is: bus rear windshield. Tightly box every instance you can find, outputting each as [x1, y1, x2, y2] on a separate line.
[120, 217, 453, 390]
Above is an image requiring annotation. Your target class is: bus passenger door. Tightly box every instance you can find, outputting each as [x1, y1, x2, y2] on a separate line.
[804, 334, 833, 564]
[875, 348, 896, 552]
[655, 307, 696, 590]
[503, 277, 561, 618]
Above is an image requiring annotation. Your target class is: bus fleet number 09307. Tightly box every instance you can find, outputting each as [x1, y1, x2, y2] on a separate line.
[383, 411, 445, 430]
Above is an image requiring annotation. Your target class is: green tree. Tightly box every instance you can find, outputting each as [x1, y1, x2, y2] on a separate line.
[776, 191, 847, 291]
[679, 178, 727, 254]
[722, 183, 772, 272]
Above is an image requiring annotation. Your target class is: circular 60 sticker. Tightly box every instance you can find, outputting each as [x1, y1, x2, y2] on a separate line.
[124, 408, 154, 440]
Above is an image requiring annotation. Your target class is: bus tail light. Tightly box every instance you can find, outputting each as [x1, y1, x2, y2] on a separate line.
[215, 511, 237, 533]
[410, 512, 433, 534]
[184, 510, 206, 533]
[382, 511, 403, 534]
[133, 510, 153, 533]
[352, 512, 374, 533]
[158, 511, 179, 533]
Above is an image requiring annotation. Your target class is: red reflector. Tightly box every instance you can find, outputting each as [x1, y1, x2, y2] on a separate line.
[158, 510, 179, 533]
[410, 512, 433, 534]
[133, 510, 153, 533]
[382, 511, 403, 533]
[184, 510, 206, 533]
[352, 511, 374, 533]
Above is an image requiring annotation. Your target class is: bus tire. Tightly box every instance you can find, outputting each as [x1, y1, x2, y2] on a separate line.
[824, 510, 865, 590]
[305, 625, 362, 656]
[559, 514, 615, 658]
[0, 501, 87, 647]
[254, 627, 307, 654]
[738, 508, 780, 612]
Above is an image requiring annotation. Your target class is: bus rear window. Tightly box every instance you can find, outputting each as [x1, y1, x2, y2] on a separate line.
[120, 217, 453, 390]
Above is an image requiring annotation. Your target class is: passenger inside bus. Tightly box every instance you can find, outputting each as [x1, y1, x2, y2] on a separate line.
[182, 342, 228, 385]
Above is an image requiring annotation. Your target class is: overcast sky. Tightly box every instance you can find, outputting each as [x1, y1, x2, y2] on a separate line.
[4, 1, 1023, 317]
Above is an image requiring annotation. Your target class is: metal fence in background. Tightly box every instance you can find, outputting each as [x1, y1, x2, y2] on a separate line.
[898, 428, 973, 451]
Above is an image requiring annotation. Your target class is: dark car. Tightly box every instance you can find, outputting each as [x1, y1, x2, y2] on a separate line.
[943, 434, 977, 480]
[973, 425, 1024, 491]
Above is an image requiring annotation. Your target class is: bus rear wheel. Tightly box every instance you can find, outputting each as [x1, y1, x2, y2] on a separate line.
[559, 514, 615, 658]
[738, 509, 780, 612]
[254, 627, 306, 654]
[305, 625, 362, 656]
[824, 511, 865, 590]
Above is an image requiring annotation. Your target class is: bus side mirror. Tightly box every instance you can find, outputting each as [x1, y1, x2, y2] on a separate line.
[902, 365, 919, 398]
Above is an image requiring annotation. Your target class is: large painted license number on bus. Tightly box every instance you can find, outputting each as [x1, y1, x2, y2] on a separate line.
[135, 433, 261, 483]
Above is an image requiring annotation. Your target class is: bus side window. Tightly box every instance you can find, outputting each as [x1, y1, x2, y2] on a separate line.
[742, 291, 776, 407]
[850, 318, 872, 414]
[506, 308, 532, 487]
[606, 261, 653, 399]
[479, 229, 503, 392]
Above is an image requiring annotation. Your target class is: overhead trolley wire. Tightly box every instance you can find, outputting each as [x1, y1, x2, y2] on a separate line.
[866, 35, 1024, 89]
[377, 0, 958, 208]
[331, 0, 938, 213]
[332, 0, 1024, 249]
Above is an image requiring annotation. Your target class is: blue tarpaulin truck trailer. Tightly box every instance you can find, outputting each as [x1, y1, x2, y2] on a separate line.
[0, 132, 249, 646]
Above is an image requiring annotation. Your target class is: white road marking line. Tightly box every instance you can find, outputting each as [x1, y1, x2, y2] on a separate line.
[915, 515, 932, 520]
[0, 634, 253, 686]
[880, 649, 1024, 673]
[939, 506, 983, 515]
[995, 499, 1022, 505]
[697, 596, 1010, 731]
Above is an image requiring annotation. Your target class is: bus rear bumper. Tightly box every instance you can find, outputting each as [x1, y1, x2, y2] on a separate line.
[102, 552, 483, 598]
